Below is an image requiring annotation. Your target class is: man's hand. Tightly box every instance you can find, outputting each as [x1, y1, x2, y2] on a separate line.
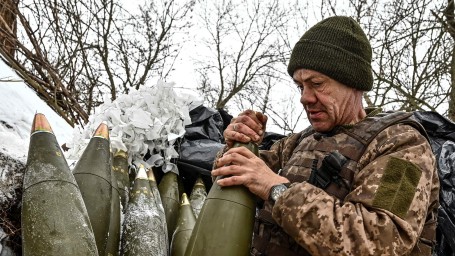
[224, 109, 268, 148]
[212, 146, 289, 201]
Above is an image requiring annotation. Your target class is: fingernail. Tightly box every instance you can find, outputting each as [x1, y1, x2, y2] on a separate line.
[254, 135, 260, 141]
[258, 130, 263, 135]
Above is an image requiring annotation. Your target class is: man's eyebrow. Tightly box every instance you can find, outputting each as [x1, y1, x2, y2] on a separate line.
[294, 74, 319, 84]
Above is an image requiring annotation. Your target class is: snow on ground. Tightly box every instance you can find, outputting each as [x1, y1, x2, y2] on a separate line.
[0, 60, 73, 162]
[0, 58, 74, 207]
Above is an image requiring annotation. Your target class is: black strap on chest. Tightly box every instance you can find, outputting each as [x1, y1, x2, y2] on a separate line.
[308, 151, 349, 190]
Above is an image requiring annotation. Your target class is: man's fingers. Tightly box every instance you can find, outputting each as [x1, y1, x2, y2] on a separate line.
[216, 174, 245, 187]
[231, 129, 252, 143]
[239, 110, 263, 128]
[224, 123, 251, 145]
[225, 138, 234, 148]
[216, 150, 251, 167]
[235, 117, 262, 138]
[212, 164, 243, 176]
[223, 110, 268, 146]
[230, 123, 260, 142]
[256, 111, 268, 127]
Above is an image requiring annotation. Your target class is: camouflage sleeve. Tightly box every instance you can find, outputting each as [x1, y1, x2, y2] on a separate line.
[271, 124, 438, 255]
[259, 132, 302, 173]
[258, 138, 285, 172]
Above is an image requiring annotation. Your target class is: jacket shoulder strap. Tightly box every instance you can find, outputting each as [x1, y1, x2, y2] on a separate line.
[343, 111, 426, 161]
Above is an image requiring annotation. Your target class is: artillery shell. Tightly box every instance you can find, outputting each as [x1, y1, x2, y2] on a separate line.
[112, 150, 130, 212]
[104, 154, 121, 256]
[158, 171, 180, 242]
[189, 177, 207, 219]
[22, 113, 98, 256]
[73, 123, 112, 255]
[185, 142, 258, 256]
[121, 166, 168, 256]
[170, 193, 196, 256]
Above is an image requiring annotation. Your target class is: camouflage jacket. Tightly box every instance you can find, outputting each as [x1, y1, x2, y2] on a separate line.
[251, 112, 439, 256]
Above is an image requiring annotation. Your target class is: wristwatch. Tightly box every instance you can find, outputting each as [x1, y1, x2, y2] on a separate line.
[269, 183, 290, 202]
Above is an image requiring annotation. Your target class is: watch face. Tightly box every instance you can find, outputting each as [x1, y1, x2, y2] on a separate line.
[271, 184, 287, 202]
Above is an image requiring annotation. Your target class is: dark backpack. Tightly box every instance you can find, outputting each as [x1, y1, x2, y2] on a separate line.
[413, 111, 455, 256]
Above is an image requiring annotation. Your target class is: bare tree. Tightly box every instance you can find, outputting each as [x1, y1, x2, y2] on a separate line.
[0, 2, 89, 126]
[194, 0, 308, 133]
[4, 0, 452, 130]
[0, 0, 194, 126]
[195, 0, 289, 109]
[370, 0, 450, 114]
[0, 0, 17, 57]
[264, 90, 306, 133]
[319, 0, 451, 117]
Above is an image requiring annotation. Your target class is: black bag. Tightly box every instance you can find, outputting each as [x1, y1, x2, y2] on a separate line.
[413, 111, 455, 256]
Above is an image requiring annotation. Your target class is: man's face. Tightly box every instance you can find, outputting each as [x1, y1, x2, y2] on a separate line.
[293, 69, 363, 132]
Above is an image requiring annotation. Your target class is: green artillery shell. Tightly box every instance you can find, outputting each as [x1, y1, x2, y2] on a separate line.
[22, 113, 98, 256]
[185, 142, 258, 256]
[73, 123, 112, 256]
[147, 168, 163, 207]
[158, 171, 180, 242]
[121, 166, 168, 256]
[112, 150, 130, 212]
[147, 168, 168, 247]
[170, 193, 196, 256]
[105, 158, 121, 256]
[189, 177, 207, 219]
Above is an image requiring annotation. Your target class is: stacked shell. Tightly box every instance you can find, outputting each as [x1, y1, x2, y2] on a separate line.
[22, 113, 98, 256]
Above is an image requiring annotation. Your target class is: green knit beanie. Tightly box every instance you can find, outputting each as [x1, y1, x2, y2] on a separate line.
[287, 16, 373, 91]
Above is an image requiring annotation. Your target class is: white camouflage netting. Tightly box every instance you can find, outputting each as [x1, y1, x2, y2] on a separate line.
[67, 80, 202, 173]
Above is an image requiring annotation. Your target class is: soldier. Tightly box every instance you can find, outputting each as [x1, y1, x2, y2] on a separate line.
[212, 16, 439, 255]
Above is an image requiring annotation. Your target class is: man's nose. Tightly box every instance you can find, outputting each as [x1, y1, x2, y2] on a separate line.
[300, 87, 316, 105]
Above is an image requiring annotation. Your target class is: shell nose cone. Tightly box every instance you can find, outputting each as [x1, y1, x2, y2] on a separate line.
[93, 122, 109, 139]
[136, 165, 148, 180]
[181, 193, 190, 205]
[31, 113, 54, 134]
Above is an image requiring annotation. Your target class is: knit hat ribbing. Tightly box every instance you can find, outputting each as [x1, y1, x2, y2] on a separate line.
[287, 16, 373, 91]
